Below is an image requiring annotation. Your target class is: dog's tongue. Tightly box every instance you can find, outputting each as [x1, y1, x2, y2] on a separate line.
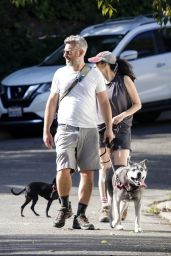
[140, 180, 147, 188]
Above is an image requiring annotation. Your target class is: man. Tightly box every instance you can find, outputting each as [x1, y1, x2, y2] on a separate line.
[43, 35, 114, 230]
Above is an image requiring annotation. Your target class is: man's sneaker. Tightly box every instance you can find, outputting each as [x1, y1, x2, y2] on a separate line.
[53, 206, 72, 228]
[72, 214, 95, 230]
[99, 206, 110, 223]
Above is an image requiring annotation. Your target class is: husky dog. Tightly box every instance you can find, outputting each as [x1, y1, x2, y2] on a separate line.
[106, 159, 148, 233]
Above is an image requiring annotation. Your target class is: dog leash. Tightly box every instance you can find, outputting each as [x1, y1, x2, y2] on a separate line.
[100, 149, 110, 164]
[59, 65, 91, 102]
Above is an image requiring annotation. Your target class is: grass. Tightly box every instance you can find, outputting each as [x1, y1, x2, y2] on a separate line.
[147, 198, 171, 215]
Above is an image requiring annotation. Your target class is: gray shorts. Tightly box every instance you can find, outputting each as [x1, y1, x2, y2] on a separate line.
[54, 124, 100, 172]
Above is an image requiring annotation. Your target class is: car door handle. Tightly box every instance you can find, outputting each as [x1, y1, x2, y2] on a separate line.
[156, 62, 166, 68]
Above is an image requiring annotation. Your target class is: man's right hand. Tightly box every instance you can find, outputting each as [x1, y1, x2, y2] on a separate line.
[43, 131, 54, 149]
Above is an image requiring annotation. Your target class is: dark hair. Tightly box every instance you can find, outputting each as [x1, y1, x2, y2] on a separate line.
[109, 58, 136, 81]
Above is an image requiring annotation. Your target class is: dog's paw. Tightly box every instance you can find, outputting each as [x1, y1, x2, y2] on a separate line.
[116, 224, 124, 230]
[134, 227, 142, 233]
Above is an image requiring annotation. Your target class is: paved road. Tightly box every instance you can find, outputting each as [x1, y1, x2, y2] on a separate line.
[0, 111, 171, 255]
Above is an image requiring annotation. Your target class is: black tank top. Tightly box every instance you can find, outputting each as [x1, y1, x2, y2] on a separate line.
[107, 74, 133, 127]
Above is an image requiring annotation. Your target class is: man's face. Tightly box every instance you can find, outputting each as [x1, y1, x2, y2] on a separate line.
[63, 43, 81, 66]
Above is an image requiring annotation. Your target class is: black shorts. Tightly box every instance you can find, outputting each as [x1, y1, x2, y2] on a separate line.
[98, 123, 131, 150]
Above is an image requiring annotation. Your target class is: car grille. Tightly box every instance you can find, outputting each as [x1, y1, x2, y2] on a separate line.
[0, 85, 40, 108]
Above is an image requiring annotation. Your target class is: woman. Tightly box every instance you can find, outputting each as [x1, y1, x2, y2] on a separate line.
[88, 51, 142, 222]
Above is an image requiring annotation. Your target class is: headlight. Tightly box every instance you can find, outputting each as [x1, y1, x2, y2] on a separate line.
[23, 84, 40, 99]
[37, 82, 51, 93]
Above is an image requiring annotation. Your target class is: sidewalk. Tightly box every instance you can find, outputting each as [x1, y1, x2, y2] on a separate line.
[0, 187, 170, 236]
[0, 187, 171, 256]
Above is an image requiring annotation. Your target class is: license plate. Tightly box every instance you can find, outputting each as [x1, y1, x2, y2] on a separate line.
[8, 107, 23, 117]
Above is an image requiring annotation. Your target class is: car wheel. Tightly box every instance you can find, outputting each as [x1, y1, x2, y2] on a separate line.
[135, 111, 161, 123]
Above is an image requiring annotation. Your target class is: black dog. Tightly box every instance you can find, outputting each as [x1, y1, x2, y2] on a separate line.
[11, 178, 59, 217]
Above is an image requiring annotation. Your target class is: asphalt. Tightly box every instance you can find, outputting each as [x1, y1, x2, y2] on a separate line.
[0, 113, 171, 255]
[0, 131, 170, 233]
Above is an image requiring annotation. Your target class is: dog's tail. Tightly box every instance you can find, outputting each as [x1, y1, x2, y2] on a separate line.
[11, 188, 26, 195]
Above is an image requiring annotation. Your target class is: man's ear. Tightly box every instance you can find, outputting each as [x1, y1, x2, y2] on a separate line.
[78, 48, 84, 57]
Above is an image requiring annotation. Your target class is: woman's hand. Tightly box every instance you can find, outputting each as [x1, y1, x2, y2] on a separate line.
[112, 112, 126, 125]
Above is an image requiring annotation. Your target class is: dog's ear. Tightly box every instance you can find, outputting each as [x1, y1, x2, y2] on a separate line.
[140, 159, 148, 168]
[128, 159, 134, 166]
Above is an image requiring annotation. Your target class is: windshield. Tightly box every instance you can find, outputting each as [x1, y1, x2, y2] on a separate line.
[40, 35, 123, 66]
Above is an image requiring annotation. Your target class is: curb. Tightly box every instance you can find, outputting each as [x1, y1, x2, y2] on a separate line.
[156, 200, 171, 223]
[159, 212, 171, 223]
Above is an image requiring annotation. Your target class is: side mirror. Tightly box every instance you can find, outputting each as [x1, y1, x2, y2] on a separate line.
[119, 50, 138, 61]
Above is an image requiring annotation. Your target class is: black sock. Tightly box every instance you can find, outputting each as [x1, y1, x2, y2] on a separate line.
[76, 203, 87, 216]
[60, 195, 69, 208]
[114, 165, 125, 170]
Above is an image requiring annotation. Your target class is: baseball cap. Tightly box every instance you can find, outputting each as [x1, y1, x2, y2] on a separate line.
[88, 51, 116, 64]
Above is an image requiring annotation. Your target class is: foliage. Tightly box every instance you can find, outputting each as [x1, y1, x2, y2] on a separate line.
[10, 0, 105, 25]
[11, 0, 171, 25]
[96, 0, 171, 25]
[0, 0, 63, 81]
[153, 0, 171, 25]
[97, 0, 117, 17]
[97, 0, 154, 18]
[0, 0, 105, 81]
[2, 0, 170, 81]
[11, 0, 37, 7]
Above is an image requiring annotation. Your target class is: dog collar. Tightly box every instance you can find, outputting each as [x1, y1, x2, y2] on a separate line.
[113, 175, 128, 190]
[113, 175, 147, 191]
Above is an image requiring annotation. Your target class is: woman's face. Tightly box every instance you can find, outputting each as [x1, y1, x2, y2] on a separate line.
[96, 62, 107, 76]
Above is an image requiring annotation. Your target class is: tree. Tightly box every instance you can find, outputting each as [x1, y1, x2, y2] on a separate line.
[11, 0, 171, 25]
[97, 0, 171, 25]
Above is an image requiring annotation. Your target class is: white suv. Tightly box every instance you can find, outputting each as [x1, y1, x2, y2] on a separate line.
[0, 15, 171, 126]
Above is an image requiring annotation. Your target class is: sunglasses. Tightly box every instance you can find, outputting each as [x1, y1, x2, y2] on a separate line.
[63, 49, 80, 55]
